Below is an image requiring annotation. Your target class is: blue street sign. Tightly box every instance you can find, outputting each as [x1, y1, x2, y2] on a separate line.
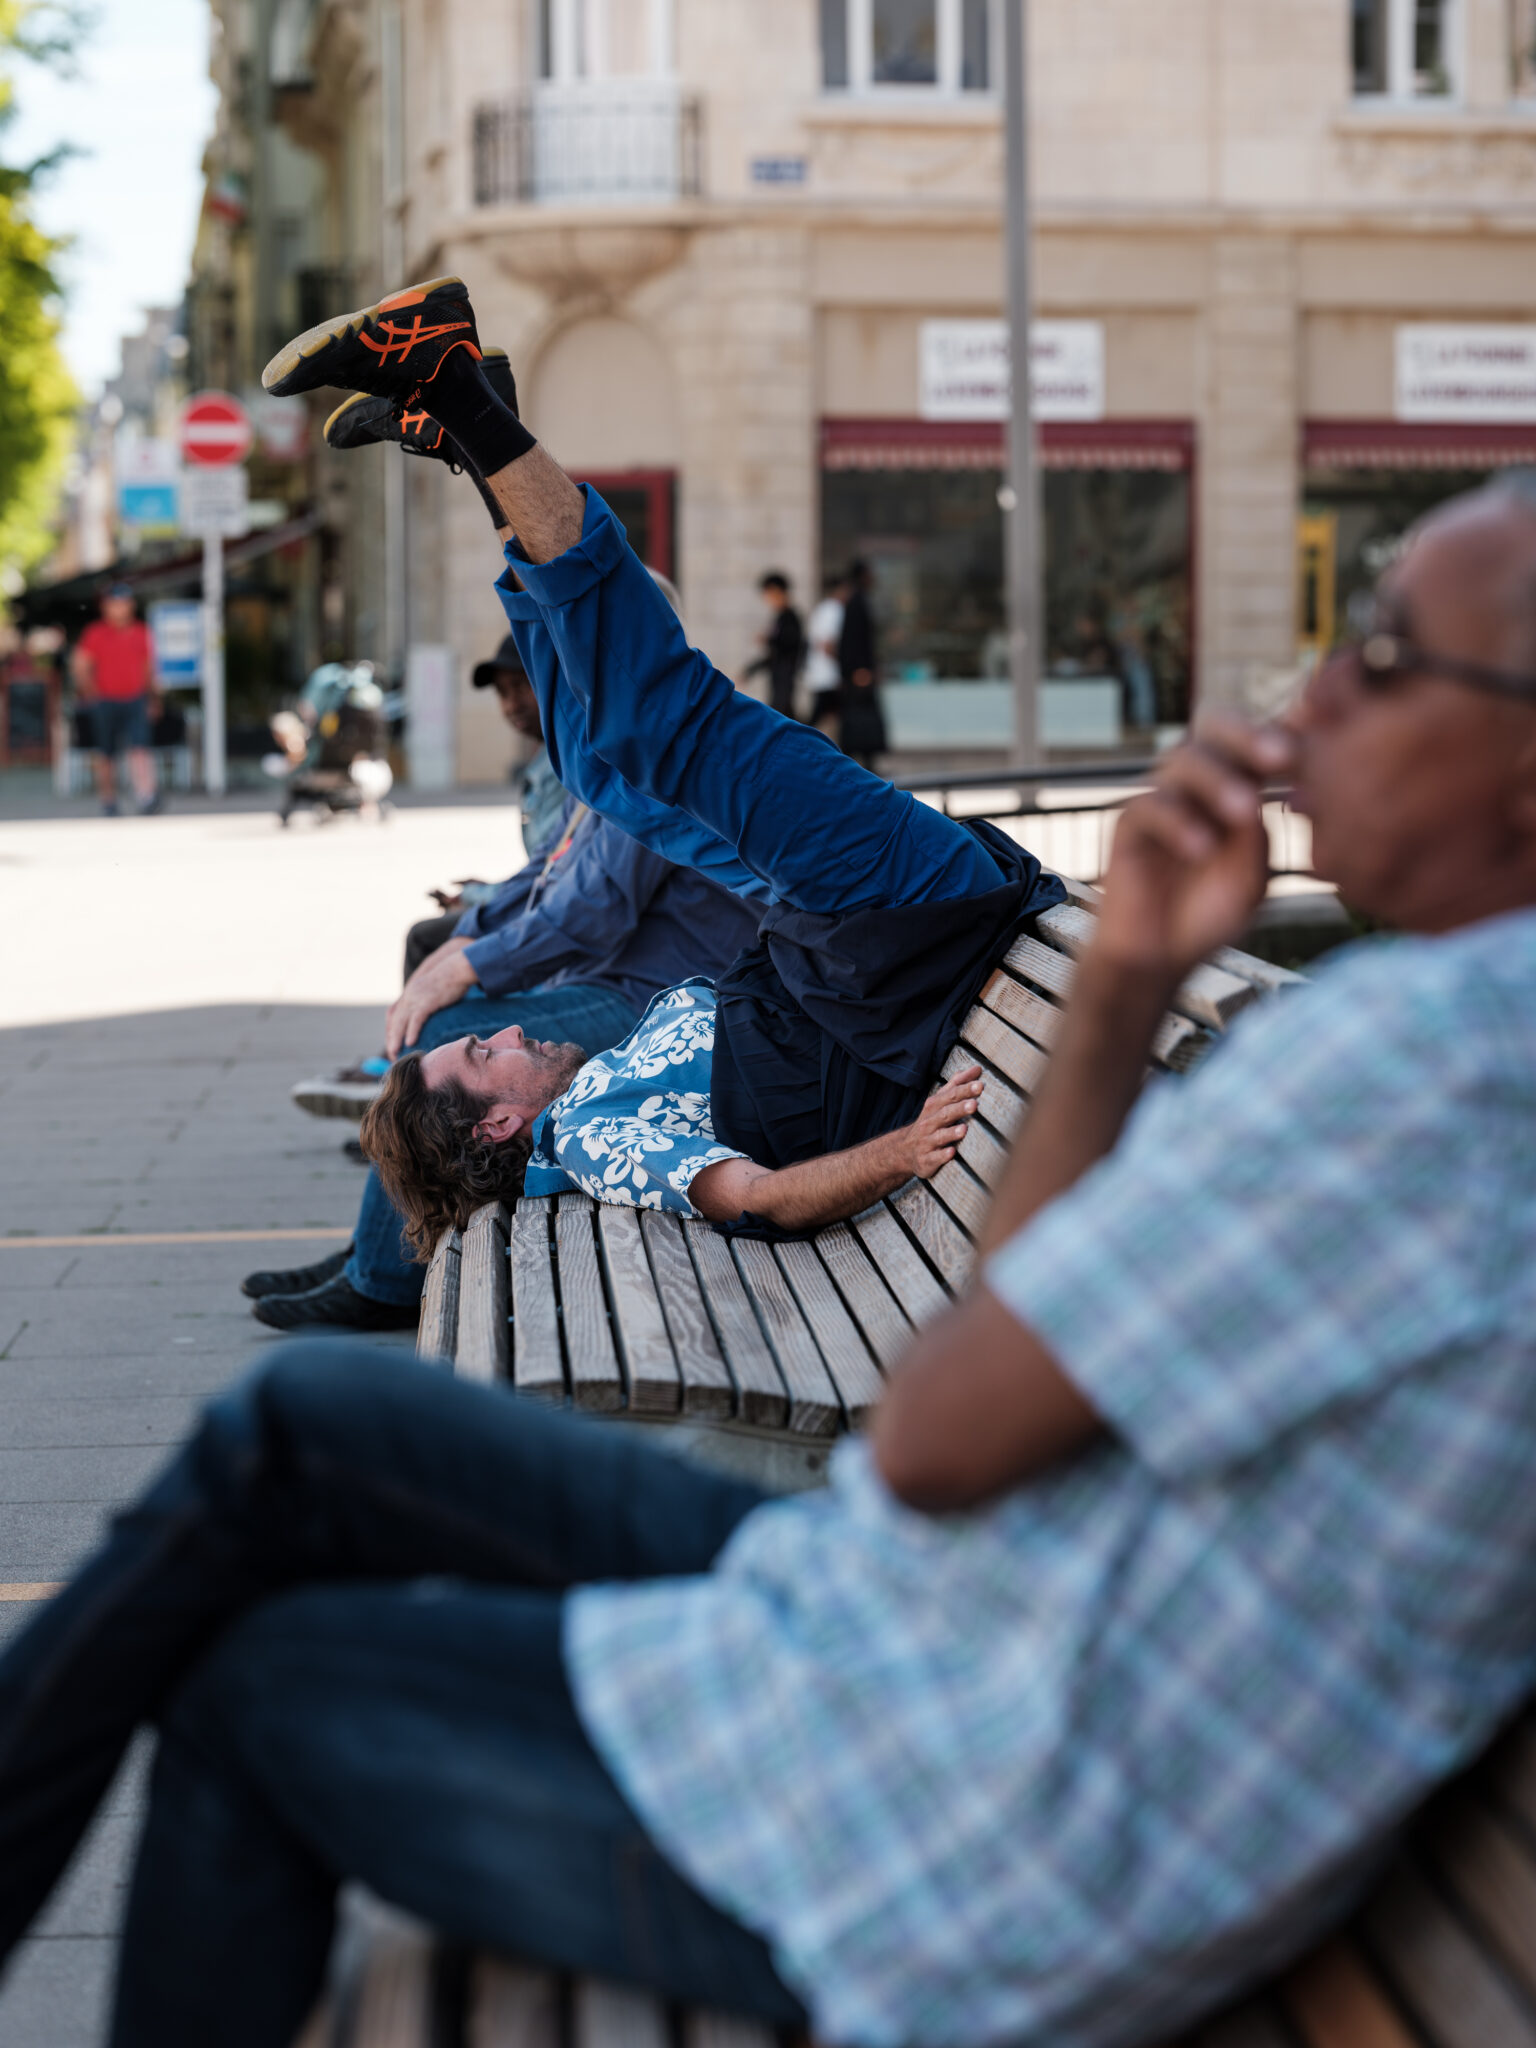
[149, 600, 203, 685]
[118, 481, 179, 532]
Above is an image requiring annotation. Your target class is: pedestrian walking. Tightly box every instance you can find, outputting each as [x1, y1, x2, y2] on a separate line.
[805, 569, 847, 733]
[744, 571, 805, 719]
[837, 558, 887, 769]
[71, 584, 159, 816]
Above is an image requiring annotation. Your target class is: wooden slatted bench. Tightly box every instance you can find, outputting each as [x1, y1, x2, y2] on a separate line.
[296, 892, 1536, 2048]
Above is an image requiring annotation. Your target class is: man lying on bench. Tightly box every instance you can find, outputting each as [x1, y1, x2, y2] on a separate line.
[287, 277, 1067, 1249]
[1, 297, 1534, 2048]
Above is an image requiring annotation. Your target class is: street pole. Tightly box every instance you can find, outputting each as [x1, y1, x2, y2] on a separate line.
[202, 532, 225, 796]
[1003, 0, 1042, 769]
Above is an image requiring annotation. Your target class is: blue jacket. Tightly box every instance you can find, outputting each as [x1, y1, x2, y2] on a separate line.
[455, 797, 762, 1012]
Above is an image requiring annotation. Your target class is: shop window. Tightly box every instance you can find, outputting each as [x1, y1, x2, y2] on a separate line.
[1299, 463, 1494, 652]
[1352, 0, 1459, 98]
[1513, 0, 1536, 94]
[820, 0, 995, 93]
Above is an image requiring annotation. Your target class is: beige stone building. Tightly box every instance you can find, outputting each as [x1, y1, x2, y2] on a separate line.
[228, 0, 1536, 778]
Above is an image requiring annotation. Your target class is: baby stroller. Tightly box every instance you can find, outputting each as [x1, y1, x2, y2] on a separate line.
[265, 662, 395, 825]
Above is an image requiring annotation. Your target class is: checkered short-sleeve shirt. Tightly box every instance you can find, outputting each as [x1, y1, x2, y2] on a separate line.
[566, 908, 1536, 2048]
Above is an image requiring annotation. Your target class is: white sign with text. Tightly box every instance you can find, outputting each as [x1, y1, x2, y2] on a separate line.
[1395, 325, 1536, 423]
[919, 320, 1106, 422]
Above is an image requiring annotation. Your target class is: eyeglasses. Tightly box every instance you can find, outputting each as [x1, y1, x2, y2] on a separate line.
[1336, 628, 1536, 706]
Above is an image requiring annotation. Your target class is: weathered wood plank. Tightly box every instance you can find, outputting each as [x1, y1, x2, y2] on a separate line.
[848, 1201, 950, 1328]
[775, 1237, 885, 1423]
[339, 1918, 435, 2048]
[1040, 901, 1255, 1029]
[596, 1206, 680, 1415]
[1003, 929, 1077, 1003]
[955, 1104, 1012, 1188]
[1214, 942, 1307, 993]
[682, 1221, 788, 1428]
[457, 1202, 510, 1383]
[470, 1959, 561, 2048]
[815, 1221, 913, 1371]
[980, 967, 1065, 1050]
[1152, 1012, 1211, 1072]
[572, 1978, 670, 2048]
[1423, 1795, 1536, 2006]
[681, 2012, 780, 2048]
[959, 1004, 1052, 1095]
[1363, 1859, 1536, 2048]
[417, 1227, 461, 1364]
[944, 1041, 1027, 1143]
[556, 1194, 622, 1412]
[640, 1210, 734, 1418]
[930, 1156, 990, 1242]
[1283, 1938, 1420, 2048]
[510, 1197, 565, 1402]
[891, 1179, 974, 1293]
[732, 1237, 841, 1436]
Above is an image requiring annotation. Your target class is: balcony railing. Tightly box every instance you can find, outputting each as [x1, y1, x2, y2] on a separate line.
[473, 84, 702, 207]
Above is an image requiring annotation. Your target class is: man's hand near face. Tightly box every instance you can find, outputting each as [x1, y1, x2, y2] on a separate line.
[385, 936, 479, 1057]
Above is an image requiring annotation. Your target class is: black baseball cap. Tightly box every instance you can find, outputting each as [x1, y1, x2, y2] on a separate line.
[471, 634, 528, 690]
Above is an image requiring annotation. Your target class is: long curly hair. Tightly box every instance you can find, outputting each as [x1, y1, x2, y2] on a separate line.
[359, 1054, 534, 1261]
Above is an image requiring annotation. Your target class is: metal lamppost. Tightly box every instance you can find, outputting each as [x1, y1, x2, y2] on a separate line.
[1002, 0, 1042, 769]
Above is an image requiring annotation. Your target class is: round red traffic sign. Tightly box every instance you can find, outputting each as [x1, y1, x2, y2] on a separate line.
[179, 391, 253, 468]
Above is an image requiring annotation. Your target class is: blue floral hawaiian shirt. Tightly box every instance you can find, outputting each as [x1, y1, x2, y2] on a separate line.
[524, 980, 746, 1212]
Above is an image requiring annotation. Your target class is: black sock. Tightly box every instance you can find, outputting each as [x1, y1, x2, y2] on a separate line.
[425, 350, 535, 479]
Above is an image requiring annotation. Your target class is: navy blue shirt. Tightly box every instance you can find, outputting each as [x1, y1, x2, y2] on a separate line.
[456, 799, 762, 1012]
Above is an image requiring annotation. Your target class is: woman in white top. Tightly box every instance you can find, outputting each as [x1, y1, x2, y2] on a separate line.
[805, 571, 847, 727]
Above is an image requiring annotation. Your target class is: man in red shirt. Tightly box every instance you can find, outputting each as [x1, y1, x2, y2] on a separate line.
[72, 585, 159, 815]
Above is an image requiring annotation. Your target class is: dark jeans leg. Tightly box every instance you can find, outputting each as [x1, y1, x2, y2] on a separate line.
[113, 1582, 803, 2048]
[402, 910, 464, 981]
[343, 983, 639, 1306]
[0, 1348, 763, 1982]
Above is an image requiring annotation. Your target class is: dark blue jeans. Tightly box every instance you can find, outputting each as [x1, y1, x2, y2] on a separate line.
[0, 1347, 799, 2047]
[345, 982, 640, 1306]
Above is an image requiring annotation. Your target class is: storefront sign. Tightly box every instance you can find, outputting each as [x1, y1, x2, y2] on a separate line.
[148, 601, 204, 685]
[919, 320, 1105, 423]
[1395, 325, 1536, 423]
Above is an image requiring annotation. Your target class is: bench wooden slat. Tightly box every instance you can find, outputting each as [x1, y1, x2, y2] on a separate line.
[418, 1227, 461, 1364]
[959, 1004, 1052, 1095]
[596, 1206, 681, 1415]
[1004, 929, 1077, 1002]
[556, 1195, 623, 1412]
[1423, 1796, 1536, 2007]
[815, 1221, 913, 1370]
[955, 1107, 1012, 1189]
[848, 1201, 950, 1328]
[572, 1978, 670, 2048]
[640, 1211, 735, 1419]
[511, 1197, 566, 1402]
[682, 1221, 788, 1428]
[732, 1237, 841, 1436]
[1214, 942, 1308, 993]
[1282, 1938, 1420, 2048]
[336, 1916, 435, 2047]
[944, 1041, 1027, 1143]
[470, 1959, 561, 2048]
[1039, 902, 1255, 1030]
[1363, 1860, 1536, 2048]
[990, 943, 1206, 1074]
[980, 967, 1066, 1050]
[680, 2012, 779, 2048]
[457, 1203, 510, 1383]
[930, 1156, 990, 1242]
[775, 1238, 885, 1423]
[891, 1179, 973, 1292]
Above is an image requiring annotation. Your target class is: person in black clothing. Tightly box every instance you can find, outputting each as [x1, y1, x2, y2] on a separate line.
[745, 571, 805, 719]
[837, 558, 888, 768]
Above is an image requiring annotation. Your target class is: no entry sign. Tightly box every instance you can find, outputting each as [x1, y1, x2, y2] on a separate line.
[180, 391, 253, 468]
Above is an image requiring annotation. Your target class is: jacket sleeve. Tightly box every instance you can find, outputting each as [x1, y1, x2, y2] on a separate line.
[462, 815, 674, 997]
[452, 796, 582, 943]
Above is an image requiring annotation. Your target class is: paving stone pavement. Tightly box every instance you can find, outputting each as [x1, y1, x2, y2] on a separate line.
[0, 1001, 420, 2045]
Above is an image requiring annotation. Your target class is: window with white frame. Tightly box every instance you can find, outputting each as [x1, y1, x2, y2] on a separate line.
[821, 0, 996, 94]
[538, 0, 673, 82]
[1351, 0, 1461, 98]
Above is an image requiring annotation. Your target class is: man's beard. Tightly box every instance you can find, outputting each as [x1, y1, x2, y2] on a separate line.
[529, 1040, 588, 1096]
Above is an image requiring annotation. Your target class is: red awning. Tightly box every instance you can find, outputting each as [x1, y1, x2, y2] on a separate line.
[820, 418, 1194, 473]
[1303, 419, 1536, 471]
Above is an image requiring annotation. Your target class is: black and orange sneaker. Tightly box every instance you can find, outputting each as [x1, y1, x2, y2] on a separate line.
[322, 349, 519, 465]
[262, 275, 482, 401]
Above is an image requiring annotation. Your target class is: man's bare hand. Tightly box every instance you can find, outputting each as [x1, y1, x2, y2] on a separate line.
[1095, 715, 1294, 985]
[893, 1066, 984, 1181]
[384, 936, 478, 1057]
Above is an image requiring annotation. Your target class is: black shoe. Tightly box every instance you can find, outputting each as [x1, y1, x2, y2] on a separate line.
[252, 1272, 419, 1332]
[262, 274, 481, 401]
[241, 1243, 353, 1300]
[323, 349, 518, 464]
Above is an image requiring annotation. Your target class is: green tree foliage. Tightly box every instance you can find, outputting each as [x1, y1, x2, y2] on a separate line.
[0, 3, 84, 576]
